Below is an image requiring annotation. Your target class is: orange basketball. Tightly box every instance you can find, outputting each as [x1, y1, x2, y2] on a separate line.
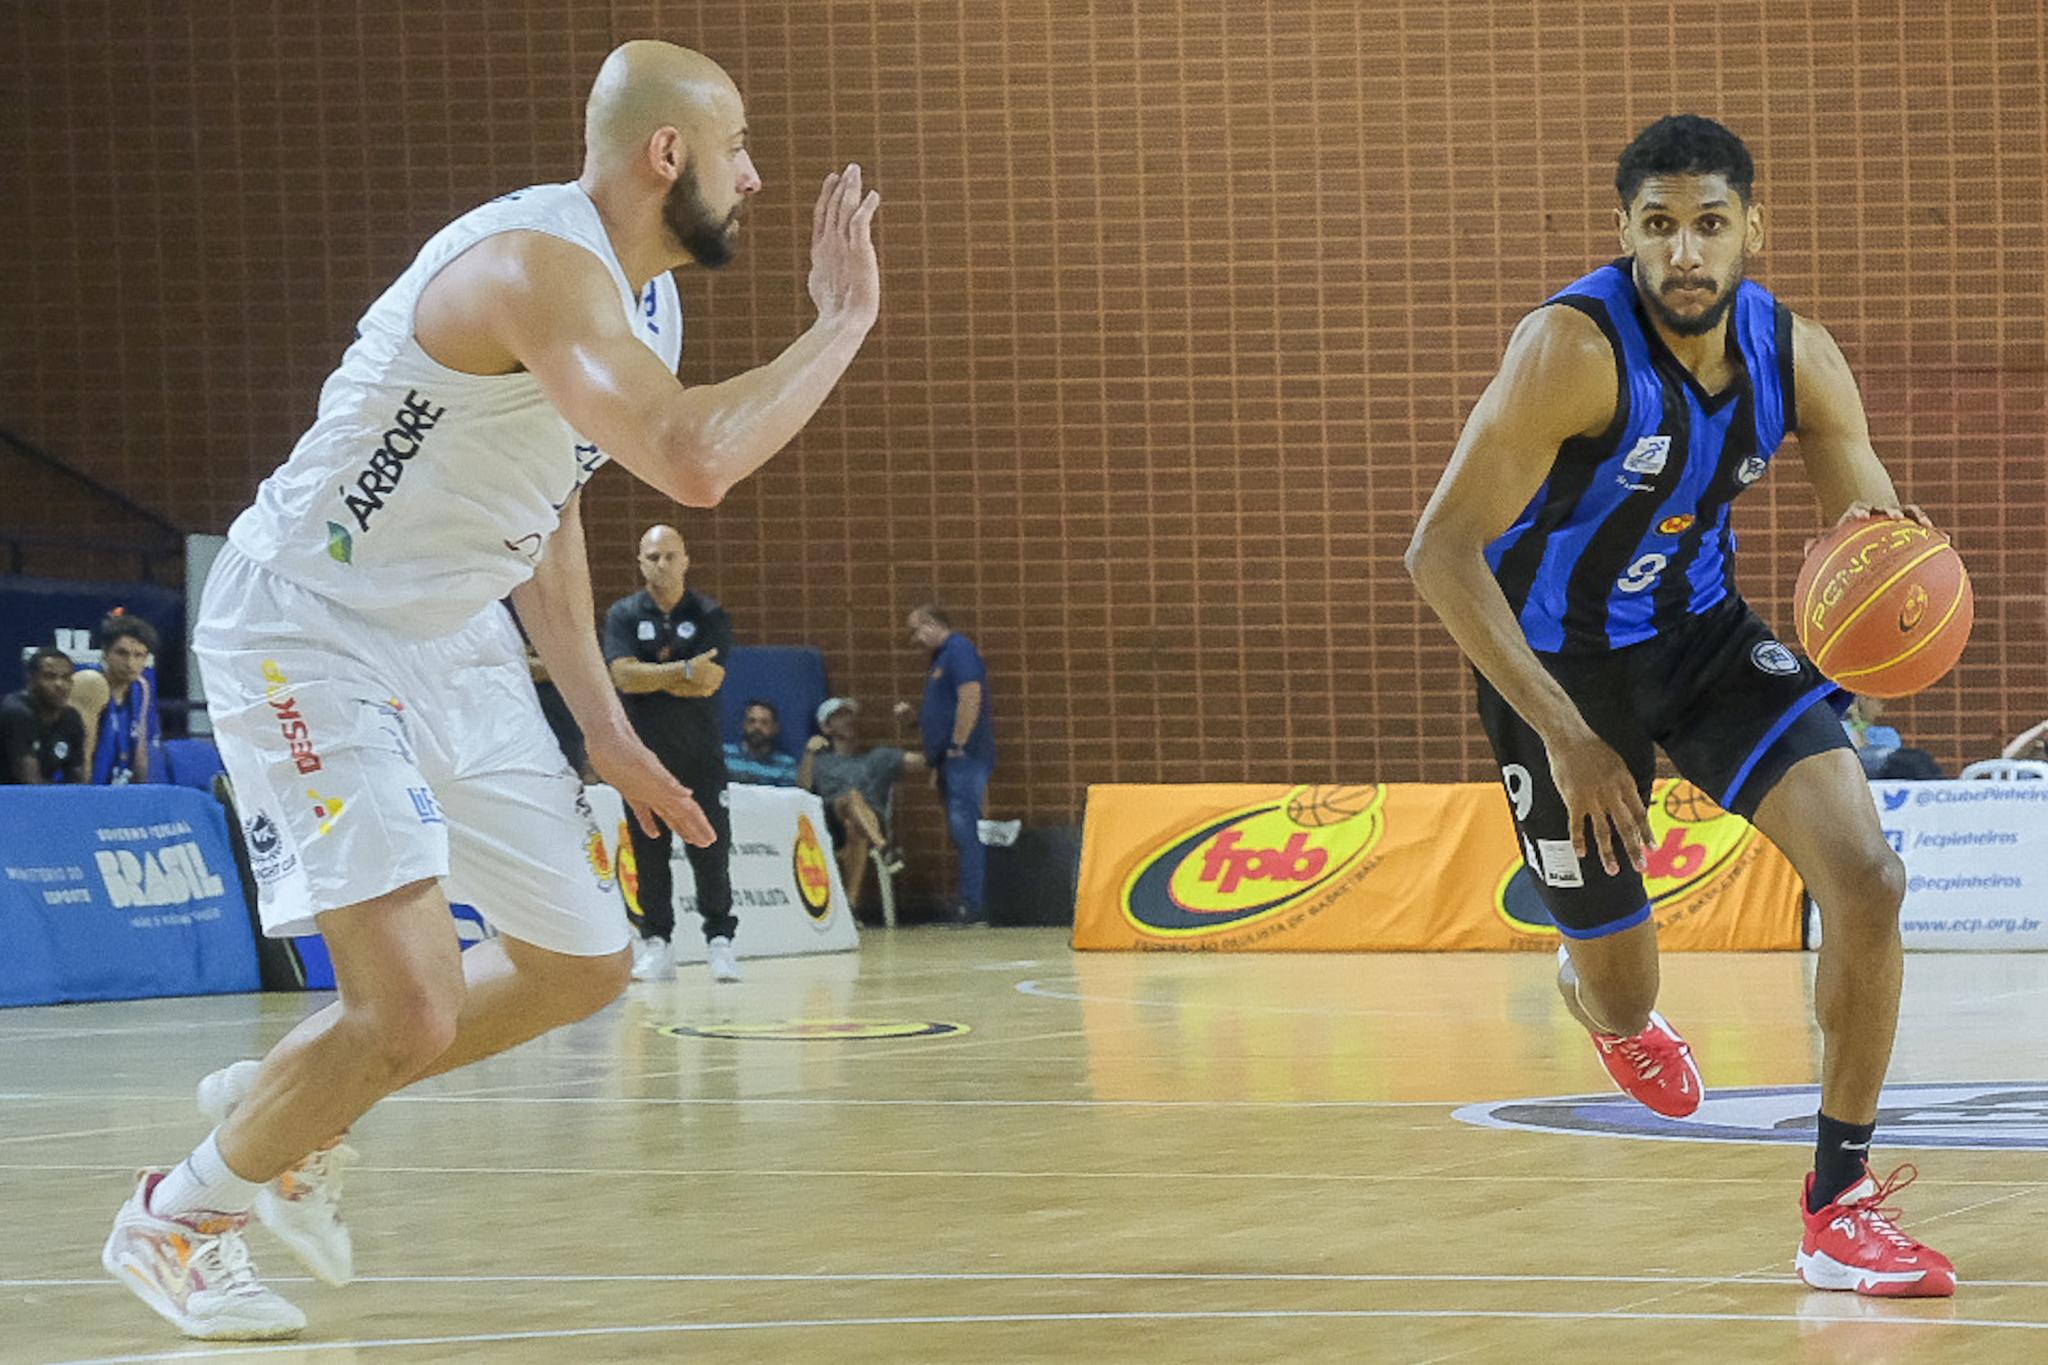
[1793, 517, 1972, 699]
[1285, 784, 1378, 828]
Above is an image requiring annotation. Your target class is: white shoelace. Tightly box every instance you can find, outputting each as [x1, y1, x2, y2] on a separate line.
[1607, 1036, 1665, 1081]
[1846, 1199, 1919, 1251]
[187, 1223, 270, 1300]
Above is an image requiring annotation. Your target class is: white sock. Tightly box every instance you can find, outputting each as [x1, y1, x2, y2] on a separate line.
[150, 1129, 263, 1219]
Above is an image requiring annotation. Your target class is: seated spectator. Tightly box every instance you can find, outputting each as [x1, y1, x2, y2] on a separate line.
[3, 648, 87, 784]
[1843, 696, 1943, 780]
[2003, 720, 2048, 763]
[800, 697, 924, 908]
[723, 699, 799, 786]
[67, 614, 162, 785]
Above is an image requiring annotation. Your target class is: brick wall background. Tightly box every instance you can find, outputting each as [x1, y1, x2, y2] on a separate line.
[5, 1, 2043, 905]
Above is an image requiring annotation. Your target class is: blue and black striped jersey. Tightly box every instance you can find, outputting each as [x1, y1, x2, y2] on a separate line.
[1484, 260, 1796, 653]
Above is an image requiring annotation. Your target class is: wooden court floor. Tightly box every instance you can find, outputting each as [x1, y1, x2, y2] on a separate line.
[3, 931, 2044, 1363]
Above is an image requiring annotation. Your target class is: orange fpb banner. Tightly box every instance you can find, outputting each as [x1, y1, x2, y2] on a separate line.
[1072, 781, 1804, 952]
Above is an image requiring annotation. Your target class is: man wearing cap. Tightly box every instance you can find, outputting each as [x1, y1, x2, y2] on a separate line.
[800, 696, 922, 909]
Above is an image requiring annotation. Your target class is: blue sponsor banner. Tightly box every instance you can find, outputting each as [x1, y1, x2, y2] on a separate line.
[0, 787, 260, 1006]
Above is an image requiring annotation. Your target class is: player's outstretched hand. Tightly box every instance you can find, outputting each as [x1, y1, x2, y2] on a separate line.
[1548, 727, 1651, 878]
[587, 729, 718, 847]
[808, 163, 881, 329]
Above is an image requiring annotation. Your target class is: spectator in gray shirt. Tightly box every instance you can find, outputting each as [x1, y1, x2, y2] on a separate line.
[799, 697, 924, 908]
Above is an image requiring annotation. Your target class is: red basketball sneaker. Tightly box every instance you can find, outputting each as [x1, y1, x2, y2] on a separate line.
[1590, 1011, 1702, 1117]
[1797, 1164, 1957, 1298]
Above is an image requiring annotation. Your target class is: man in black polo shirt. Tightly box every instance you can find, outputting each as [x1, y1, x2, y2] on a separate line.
[603, 525, 740, 984]
[2, 647, 88, 785]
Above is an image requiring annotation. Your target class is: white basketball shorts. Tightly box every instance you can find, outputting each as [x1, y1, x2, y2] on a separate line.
[193, 545, 628, 956]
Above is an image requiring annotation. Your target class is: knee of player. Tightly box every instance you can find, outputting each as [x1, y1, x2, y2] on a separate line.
[1831, 846, 1909, 926]
[1845, 842, 1908, 910]
[356, 983, 464, 1076]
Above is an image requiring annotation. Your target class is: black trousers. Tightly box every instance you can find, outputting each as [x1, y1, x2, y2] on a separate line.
[629, 776, 736, 943]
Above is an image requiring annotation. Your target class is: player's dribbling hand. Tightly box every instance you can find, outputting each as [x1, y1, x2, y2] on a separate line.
[808, 163, 881, 329]
[586, 730, 718, 847]
[1547, 727, 1652, 878]
[1805, 501, 1935, 555]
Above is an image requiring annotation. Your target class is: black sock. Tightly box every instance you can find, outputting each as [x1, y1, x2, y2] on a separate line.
[1810, 1113, 1876, 1212]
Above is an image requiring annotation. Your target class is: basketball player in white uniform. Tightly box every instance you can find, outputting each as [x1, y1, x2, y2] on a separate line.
[102, 42, 881, 1339]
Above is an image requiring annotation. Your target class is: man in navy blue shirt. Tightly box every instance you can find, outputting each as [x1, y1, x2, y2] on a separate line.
[904, 605, 994, 924]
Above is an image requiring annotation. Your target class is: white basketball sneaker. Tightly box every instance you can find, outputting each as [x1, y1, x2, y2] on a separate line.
[102, 1171, 306, 1340]
[632, 935, 677, 982]
[707, 936, 743, 983]
[197, 1060, 356, 1285]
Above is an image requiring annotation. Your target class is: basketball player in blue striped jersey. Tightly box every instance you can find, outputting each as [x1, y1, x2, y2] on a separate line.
[1408, 116, 1953, 1297]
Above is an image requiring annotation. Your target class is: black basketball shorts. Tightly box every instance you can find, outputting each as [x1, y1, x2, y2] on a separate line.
[1475, 595, 1852, 938]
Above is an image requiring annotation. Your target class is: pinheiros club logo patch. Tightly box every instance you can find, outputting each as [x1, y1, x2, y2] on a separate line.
[1456, 1082, 2048, 1151]
[1751, 640, 1800, 675]
[1121, 785, 1387, 938]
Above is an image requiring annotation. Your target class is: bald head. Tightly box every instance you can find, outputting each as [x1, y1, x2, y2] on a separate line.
[637, 523, 690, 601]
[640, 523, 685, 557]
[582, 42, 760, 270]
[586, 42, 740, 165]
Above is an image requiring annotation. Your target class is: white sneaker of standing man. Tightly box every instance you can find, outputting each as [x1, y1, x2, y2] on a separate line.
[707, 936, 743, 983]
[631, 935, 676, 982]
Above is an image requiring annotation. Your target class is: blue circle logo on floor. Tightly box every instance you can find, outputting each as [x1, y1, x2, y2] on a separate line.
[1455, 1082, 2048, 1151]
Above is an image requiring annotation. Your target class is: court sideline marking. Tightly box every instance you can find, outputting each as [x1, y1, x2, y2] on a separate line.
[37, 1306, 2048, 1365]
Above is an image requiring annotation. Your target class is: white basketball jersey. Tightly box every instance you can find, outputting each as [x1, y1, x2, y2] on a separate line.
[225, 183, 683, 636]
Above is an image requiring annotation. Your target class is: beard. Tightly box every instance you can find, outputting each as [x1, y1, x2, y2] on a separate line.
[1636, 256, 1743, 337]
[663, 165, 742, 269]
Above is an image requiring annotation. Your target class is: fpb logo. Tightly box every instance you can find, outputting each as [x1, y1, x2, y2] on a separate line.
[1121, 786, 1386, 937]
[1495, 780, 1756, 935]
[792, 813, 834, 920]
